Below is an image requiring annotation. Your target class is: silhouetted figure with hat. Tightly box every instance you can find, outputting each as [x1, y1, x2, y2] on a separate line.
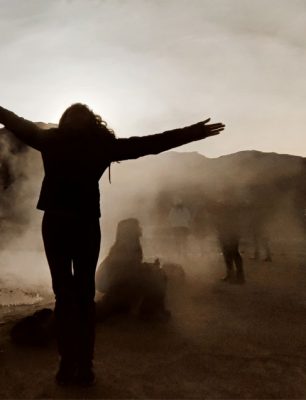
[96, 218, 169, 321]
[0, 103, 224, 385]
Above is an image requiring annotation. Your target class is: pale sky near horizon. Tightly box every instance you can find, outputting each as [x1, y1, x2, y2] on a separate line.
[1, 0, 305, 157]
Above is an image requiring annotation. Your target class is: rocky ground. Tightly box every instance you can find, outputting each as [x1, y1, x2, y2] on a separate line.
[1, 252, 306, 399]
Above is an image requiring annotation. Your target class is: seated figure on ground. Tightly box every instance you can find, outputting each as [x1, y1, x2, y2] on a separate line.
[95, 218, 170, 321]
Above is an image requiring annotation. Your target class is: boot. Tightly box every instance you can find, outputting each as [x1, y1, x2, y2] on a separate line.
[55, 359, 77, 386]
[76, 362, 96, 386]
[235, 271, 245, 285]
[220, 269, 235, 283]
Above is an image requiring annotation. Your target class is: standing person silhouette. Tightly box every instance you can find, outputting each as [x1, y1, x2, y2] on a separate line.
[168, 198, 192, 261]
[0, 103, 225, 386]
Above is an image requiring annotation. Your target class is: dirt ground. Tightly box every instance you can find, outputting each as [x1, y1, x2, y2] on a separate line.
[1, 252, 306, 399]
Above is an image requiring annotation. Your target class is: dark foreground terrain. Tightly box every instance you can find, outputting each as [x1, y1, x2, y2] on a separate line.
[1, 251, 306, 399]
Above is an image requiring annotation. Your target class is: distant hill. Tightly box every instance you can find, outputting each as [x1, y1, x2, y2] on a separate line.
[99, 150, 306, 245]
[101, 149, 306, 206]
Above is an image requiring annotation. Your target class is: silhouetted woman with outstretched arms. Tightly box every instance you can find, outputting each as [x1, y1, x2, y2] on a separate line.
[0, 103, 225, 385]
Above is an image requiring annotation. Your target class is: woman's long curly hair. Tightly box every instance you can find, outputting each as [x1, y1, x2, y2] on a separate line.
[58, 103, 116, 140]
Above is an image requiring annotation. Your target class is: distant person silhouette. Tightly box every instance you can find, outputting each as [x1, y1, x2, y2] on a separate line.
[168, 198, 192, 260]
[210, 196, 245, 284]
[253, 230, 272, 262]
[0, 103, 224, 385]
[249, 204, 272, 262]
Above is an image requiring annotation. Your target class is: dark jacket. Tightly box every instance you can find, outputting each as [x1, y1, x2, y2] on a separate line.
[0, 107, 211, 217]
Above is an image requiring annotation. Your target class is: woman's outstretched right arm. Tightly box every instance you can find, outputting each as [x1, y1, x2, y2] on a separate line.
[0, 106, 44, 150]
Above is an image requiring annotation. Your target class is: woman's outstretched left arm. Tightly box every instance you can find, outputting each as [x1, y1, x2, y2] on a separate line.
[111, 119, 225, 161]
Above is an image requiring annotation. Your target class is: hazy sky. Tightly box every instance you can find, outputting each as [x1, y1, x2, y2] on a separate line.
[1, 0, 305, 157]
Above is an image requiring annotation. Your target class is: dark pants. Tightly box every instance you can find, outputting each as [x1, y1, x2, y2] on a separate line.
[219, 234, 244, 282]
[42, 212, 101, 365]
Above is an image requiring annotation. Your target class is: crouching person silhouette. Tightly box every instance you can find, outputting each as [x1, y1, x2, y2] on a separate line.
[96, 218, 170, 321]
[0, 103, 224, 386]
